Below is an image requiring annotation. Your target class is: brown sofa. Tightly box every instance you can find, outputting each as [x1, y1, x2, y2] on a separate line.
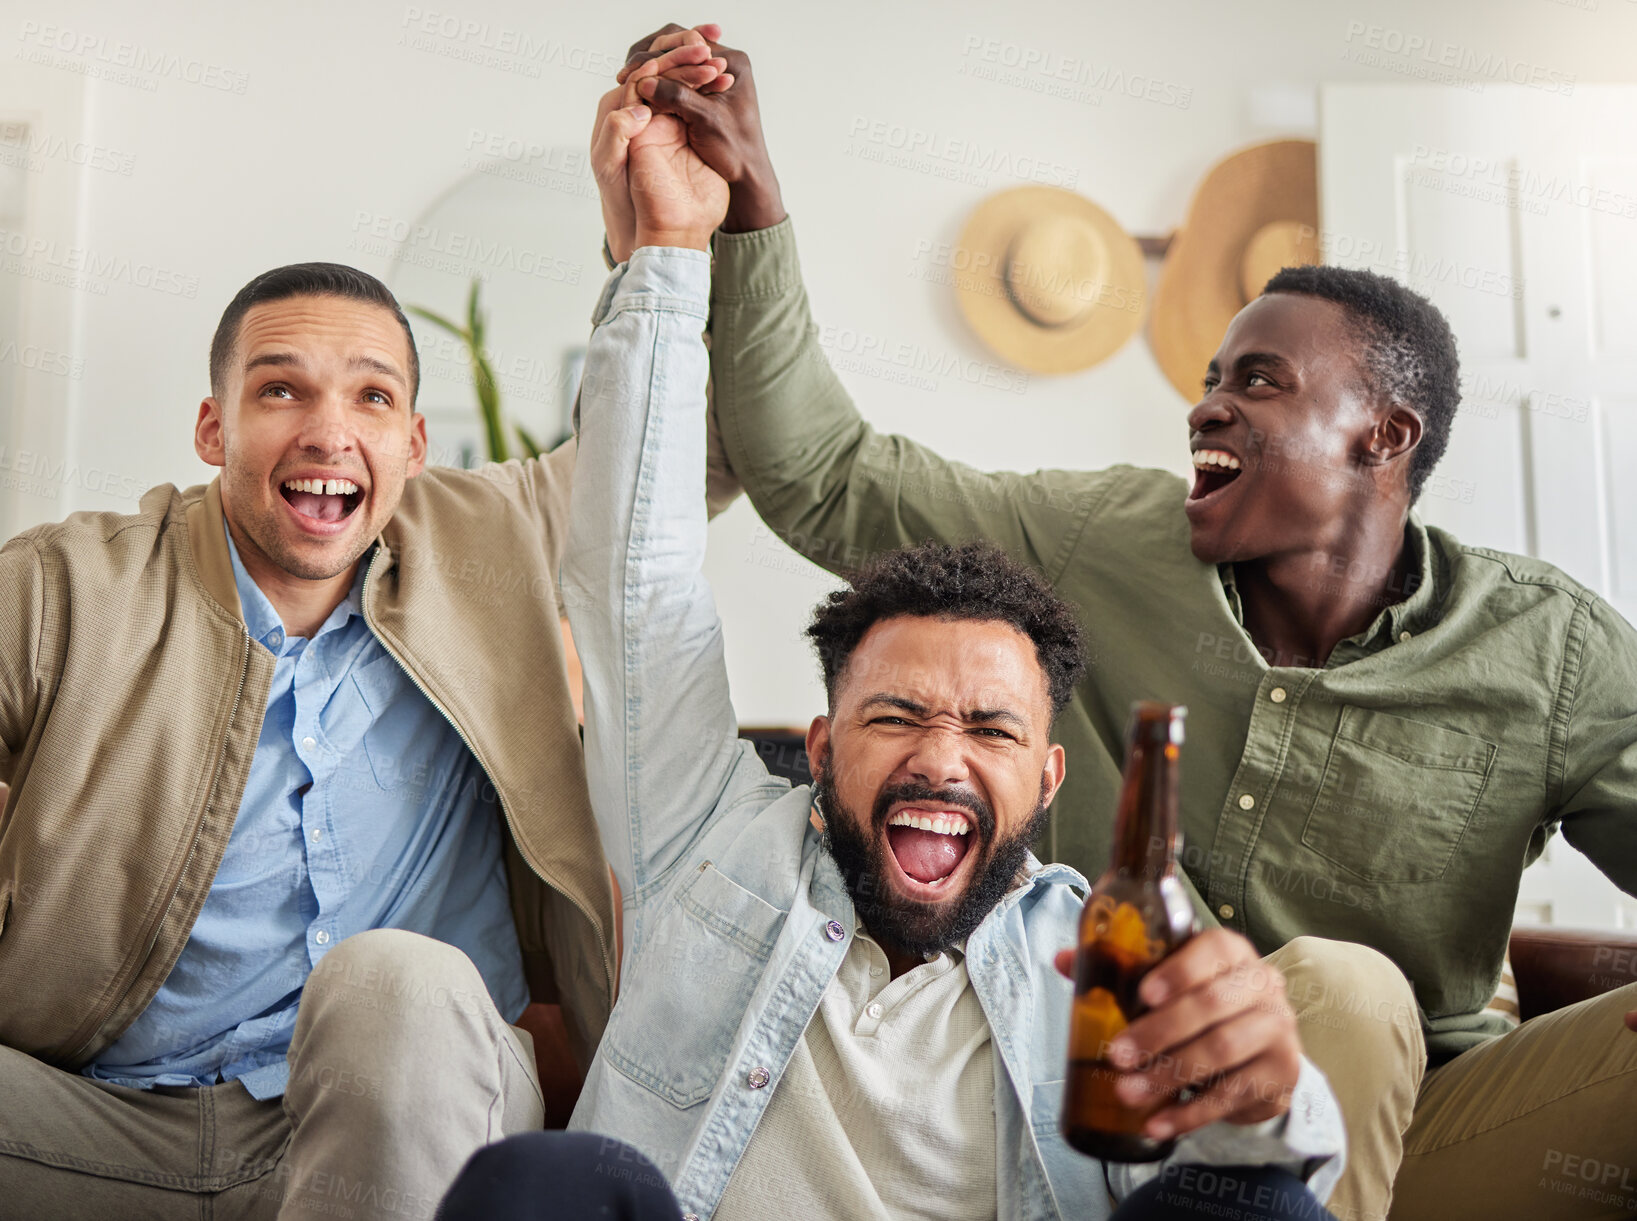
[1507, 925, 1637, 1022]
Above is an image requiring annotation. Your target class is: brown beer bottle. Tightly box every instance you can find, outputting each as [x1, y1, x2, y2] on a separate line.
[1061, 701, 1197, 1162]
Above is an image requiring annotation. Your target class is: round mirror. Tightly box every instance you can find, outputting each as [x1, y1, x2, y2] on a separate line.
[385, 146, 604, 468]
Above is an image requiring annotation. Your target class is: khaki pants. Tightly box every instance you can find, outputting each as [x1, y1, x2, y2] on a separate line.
[0, 929, 545, 1220]
[1392, 980, 1637, 1220]
[1267, 937, 1426, 1221]
[1268, 937, 1637, 1221]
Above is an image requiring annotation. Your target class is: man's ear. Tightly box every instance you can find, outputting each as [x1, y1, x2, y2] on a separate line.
[805, 715, 832, 832]
[1367, 404, 1422, 469]
[195, 398, 226, 467]
[805, 715, 832, 786]
[1041, 743, 1067, 809]
[405, 411, 428, 479]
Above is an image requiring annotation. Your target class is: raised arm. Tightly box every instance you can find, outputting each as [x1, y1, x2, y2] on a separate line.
[630, 36, 1108, 581]
[567, 79, 741, 957]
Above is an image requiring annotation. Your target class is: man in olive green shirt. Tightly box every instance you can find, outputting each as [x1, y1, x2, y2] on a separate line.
[613, 23, 1637, 1221]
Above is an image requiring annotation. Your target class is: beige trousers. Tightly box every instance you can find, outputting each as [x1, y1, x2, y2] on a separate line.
[1269, 937, 1637, 1221]
[1391, 980, 1637, 1221]
[1266, 936, 1426, 1221]
[0, 929, 545, 1220]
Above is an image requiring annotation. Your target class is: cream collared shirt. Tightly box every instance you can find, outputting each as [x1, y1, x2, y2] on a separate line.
[717, 929, 997, 1221]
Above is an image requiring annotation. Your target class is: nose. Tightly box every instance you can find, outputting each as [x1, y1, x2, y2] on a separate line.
[1186, 387, 1234, 437]
[294, 391, 356, 460]
[897, 727, 972, 791]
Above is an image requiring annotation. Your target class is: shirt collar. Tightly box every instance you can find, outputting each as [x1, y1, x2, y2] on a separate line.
[222, 519, 367, 648]
[1217, 514, 1441, 652]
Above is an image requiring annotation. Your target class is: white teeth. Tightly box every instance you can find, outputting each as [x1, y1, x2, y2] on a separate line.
[282, 477, 360, 496]
[887, 810, 971, 836]
[1191, 449, 1241, 471]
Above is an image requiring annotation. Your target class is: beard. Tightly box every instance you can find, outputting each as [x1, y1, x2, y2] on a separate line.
[814, 770, 1051, 960]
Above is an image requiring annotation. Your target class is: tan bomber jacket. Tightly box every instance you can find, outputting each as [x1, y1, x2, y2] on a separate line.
[0, 444, 616, 1069]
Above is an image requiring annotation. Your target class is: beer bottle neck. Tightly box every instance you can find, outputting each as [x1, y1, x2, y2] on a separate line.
[1110, 736, 1181, 882]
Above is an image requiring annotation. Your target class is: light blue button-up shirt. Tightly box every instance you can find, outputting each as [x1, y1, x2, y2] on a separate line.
[86, 526, 529, 1099]
[563, 249, 1345, 1219]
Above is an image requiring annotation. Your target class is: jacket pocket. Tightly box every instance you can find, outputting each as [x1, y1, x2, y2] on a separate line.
[602, 861, 784, 1109]
[1301, 707, 1497, 883]
[1028, 1077, 1110, 1205]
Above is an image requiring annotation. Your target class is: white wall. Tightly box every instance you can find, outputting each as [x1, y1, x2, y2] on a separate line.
[4, 0, 1636, 729]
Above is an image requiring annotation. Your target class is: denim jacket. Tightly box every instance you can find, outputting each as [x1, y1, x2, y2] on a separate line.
[562, 247, 1345, 1221]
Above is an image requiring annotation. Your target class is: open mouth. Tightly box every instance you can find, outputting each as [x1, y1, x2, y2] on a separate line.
[1188, 448, 1243, 502]
[279, 476, 363, 527]
[885, 807, 975, 887]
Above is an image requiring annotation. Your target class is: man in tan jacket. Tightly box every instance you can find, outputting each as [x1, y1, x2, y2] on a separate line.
[0, 247, 625, 1218]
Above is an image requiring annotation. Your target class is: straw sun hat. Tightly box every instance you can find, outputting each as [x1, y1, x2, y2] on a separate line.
[950, 186, 1146, 376]
[951, 141, 1318, 392]
[1149, 139, 1319, 400]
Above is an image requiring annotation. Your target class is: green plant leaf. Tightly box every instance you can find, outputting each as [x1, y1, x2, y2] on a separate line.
[409, 278, 514, 465]
[514, 422, 545, 460]
[466, 279, 486, 350]
[406, 304, 466, 340]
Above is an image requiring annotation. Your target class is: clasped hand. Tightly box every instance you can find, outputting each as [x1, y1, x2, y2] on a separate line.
[590, 27, 731, 260]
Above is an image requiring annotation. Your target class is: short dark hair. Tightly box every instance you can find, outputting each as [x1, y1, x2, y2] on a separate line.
[1262, 264, 1460, 503]
[806, 541, 1087, 722]
[209, 262, 420, 404]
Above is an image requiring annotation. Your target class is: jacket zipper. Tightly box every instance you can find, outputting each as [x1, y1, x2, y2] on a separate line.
[67, 627, 253, 1065]
[358, 547, 614, 1002]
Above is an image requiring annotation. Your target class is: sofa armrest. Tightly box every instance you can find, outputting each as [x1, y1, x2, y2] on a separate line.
[1508, 927, 1637, 1022]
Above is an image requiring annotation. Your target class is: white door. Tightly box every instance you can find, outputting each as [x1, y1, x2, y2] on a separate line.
[1319, 84, 1637, 930]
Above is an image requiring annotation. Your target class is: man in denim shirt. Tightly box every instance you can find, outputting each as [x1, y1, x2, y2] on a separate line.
[440, 67, 1345, 1221]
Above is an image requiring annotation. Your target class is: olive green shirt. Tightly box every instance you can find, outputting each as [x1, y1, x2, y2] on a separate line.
[707, 219, 1637, 1064]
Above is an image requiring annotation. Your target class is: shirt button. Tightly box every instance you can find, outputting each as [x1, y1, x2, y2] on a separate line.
[824, 919, 845, 942]
[314, 929, 331, 945]
[870, 966, 884, 978]
[1399, 631, 1412, 643]
[747, 1066, 770, 1089]
[1238, 793, 1256, 810]
[1219, 904, 1235, 920]
[866, 1002, 883, 1020]
[310, 828, 322, 843]
[683, 1215, 700, 1221]
[301, 736, 317, 751]
[268, 629, 283, 648]
[1269, 687, 1287, 703]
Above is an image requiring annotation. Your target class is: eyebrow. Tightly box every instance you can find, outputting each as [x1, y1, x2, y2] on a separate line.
[859, 693, 1029, 731]
[243, 351, 406, 385]
[1208, 351, 1298, 381]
